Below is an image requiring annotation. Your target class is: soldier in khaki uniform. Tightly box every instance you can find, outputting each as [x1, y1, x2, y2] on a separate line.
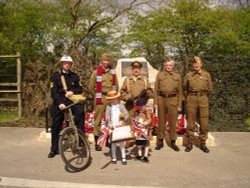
[184, 56, 212, 153]
[120, 61, 154, 123]
[88, 53, 119, 151]
[154, 58, 183, 151]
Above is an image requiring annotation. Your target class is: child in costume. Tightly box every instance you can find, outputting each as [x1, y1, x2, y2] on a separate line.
[105, 91, 129, 165]
[133, 100, 152, 163]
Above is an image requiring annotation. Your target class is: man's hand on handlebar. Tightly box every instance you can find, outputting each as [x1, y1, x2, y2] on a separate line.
[58, 103, 66, 110]
[65, 91, 74, 98]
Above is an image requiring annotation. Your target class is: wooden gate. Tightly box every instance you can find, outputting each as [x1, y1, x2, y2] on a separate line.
[0, 52, 22, 118]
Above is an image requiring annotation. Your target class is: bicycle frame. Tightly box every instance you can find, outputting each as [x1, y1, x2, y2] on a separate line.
[59, 104, 80, 150]
[58, 100, 91, 172]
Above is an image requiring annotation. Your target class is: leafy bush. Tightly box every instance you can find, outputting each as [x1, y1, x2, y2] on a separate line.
[245, 117, 250, 126]
[209, 107, 249, 132]
[210, 108, 231, 123]
[226, 96, 246, 114]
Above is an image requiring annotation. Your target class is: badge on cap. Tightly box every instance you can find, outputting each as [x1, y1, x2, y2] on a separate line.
[131, 61, 142, 68]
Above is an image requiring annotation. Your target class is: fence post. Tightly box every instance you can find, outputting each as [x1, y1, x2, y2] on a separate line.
[16, 52, 22, 118]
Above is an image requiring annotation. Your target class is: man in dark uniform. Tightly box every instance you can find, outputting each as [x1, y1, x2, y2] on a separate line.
[184, 56, 213, 153]
[154, 58, 183, 151]
[48, 55, 85, 158]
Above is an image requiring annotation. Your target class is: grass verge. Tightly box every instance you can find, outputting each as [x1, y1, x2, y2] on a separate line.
[0, 111, 18, 123]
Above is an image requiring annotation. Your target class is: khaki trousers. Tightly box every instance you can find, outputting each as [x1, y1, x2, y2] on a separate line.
[186, 95, 209, 143]
[157, 96, 178, 141]
[94, 97, 108, 136]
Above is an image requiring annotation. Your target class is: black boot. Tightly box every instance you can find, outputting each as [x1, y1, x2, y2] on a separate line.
[105, 136, 111, 149]
[155, 139, 164, 150]
[48, 150, 59, 158]
[185, 143, 193, 152]
[94, 136, 102, 151]
[171, 140, 180, 152]
[142, 156, 149, 163]
[200, 144, 209, 153]
[136, 155, 142, 160]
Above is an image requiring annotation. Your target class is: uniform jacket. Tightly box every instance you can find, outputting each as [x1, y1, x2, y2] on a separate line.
[88, 69, 119, 97]
[183, 69, 213, 96]
[154, 71, 183, 108]
[120, 75, 154, 101]
[50, 70, 82, 106]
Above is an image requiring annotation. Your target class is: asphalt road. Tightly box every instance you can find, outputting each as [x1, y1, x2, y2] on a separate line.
[0, 127, 250, 188]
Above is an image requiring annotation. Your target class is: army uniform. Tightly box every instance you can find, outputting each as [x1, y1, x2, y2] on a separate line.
[184, 70, 212, 150]
[120, 75, 154, 122]
[88, 68, 118, 148]
[154, 71, 183, 150]
[50, 70, 84, 155]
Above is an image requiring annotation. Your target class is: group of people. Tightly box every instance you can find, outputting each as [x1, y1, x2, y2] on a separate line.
[48, 53, 213, 165]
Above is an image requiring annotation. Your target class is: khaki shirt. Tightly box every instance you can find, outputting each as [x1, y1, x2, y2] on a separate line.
[120, 75, 154, 101]
[183, 70, 213, 96]
[88, 69, 119, 97]
[154, 71, 183, 107]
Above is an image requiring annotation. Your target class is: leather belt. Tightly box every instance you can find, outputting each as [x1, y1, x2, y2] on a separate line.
[158, 91, 177, 98]
[102, 92, 108, 95]
[188, 91, 207, 96]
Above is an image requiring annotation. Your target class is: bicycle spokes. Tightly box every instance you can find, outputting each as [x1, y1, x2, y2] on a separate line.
[59, 128, 91, 172]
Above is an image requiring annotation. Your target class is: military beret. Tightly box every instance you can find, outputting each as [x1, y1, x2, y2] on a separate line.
[131, 61, 142, 68]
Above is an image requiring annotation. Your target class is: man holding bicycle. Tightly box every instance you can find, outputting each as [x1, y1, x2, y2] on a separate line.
[48, 55, 85, 158]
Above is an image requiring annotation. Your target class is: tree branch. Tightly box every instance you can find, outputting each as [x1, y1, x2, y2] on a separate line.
[77, 0, 142, 48]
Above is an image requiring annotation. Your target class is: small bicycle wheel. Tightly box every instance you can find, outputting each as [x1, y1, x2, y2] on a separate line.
[59, 128, 91, 171]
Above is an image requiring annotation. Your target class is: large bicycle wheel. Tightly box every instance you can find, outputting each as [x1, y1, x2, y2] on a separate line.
[59, 128, 91, 171]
